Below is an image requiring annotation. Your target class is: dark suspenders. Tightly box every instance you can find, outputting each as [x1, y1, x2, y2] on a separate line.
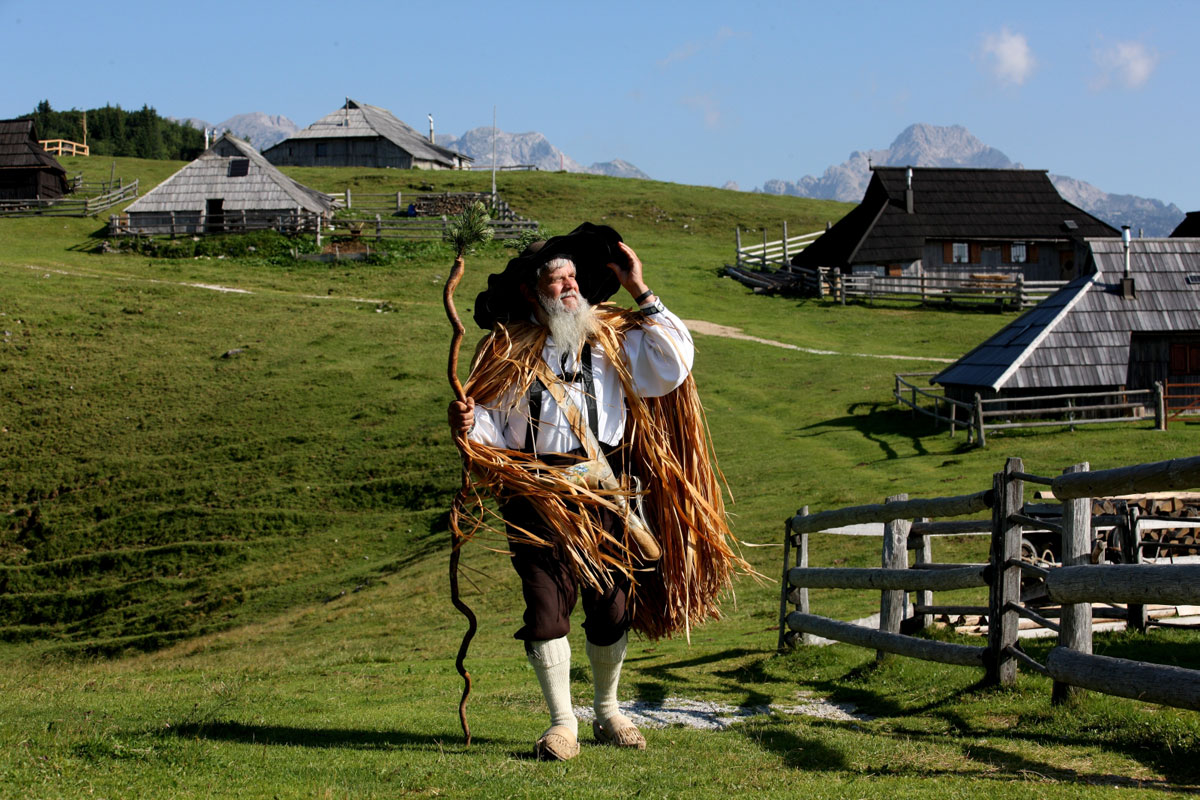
[524, 343, 599, 452]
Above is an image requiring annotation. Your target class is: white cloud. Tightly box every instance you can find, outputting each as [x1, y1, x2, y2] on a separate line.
[979, 27, 1036, 86]
[681, 94, 721, 129]
[1092, 40, 1159, 89]
[659, 26, 747, 68]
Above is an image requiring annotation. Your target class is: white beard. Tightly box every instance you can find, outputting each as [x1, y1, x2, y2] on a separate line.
[539, 291, 598, 356]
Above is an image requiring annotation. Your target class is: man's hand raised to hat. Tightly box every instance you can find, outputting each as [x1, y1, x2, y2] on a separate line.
[607, 242, 652, 303]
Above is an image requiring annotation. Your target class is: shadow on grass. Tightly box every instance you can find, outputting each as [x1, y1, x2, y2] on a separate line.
[795, 403, 971, 461]
[167, 720, 497, 751]
[631, 648, 781, 708]
[767, 646, 1200, 788]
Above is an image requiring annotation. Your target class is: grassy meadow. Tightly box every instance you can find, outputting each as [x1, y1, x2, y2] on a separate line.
[2, 158, 1200, 798]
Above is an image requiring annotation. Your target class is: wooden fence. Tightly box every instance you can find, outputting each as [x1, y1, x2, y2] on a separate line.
[734, 223, 824, 270]
[1165, 382, 1200, 429]
[893, 371, 1166, 446]
[325, 190, 539, 240]
[40, 139, 89, 157]
[828, 273, 1065, 309]
[0, 179, 138, 217]
[109, 208, 322, 237]
[779, 454, 1200, 709]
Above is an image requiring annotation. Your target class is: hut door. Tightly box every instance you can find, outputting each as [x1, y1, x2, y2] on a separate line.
[206, 199, 224, 233]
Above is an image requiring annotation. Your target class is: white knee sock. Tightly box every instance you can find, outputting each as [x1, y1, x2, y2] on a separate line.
[527, 637, 577, 736]
[586, 633, 630, 725]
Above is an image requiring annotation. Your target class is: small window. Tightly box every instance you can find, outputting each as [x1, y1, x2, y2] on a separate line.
[1186, 274, 1200, 286]
[315, 143, 328, 158]
[952, 242, 969, 263]
[228, 158, 249, 177]
[1011, 242, 1027, 263]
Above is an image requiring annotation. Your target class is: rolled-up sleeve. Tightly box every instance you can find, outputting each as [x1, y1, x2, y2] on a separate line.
[623, 307, 694, 398]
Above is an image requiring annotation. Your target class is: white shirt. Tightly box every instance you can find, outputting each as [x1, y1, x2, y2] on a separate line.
[468, 307, 694, 453]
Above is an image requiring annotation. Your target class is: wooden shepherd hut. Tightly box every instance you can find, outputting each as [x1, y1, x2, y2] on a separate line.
[933, 237, 1200, 403]
[1171, 212, 1200, 237]
[122, 133, 337, 234]
[791, 167, 1118, 281]
[0, 118, 69, 201]
[263, 98, 472, 170]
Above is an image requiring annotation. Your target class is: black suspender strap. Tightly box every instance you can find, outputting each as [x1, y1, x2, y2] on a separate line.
[523, 344, 599, 452]
[579, 344, 599, 442]
[524, 378, 544, 453]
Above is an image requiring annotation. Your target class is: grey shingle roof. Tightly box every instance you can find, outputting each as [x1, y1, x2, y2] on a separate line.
[792, 167, 1118, 270]
[934, 237, 1200, 391]
[274, 99, 470, 167]
[125, 133, 336, 214]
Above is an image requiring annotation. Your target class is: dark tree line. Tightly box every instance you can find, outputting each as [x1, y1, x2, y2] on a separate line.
[24, 100, 206, 160]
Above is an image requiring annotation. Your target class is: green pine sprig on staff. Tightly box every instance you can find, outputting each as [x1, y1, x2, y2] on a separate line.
[444, 201, 495, 258]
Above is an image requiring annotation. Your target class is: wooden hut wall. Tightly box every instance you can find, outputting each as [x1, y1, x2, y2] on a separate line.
[266, 138, 414, 169]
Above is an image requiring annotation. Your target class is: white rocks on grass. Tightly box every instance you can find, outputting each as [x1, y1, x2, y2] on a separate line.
[573, 692, 870, 731]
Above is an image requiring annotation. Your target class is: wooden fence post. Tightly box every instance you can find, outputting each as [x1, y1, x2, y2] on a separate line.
[915, 517, 933, 631]
[345, 188, 352, 209]
[974, 393, 986, 447]
[782, 221, 789, 265]
[375, 214, 382, 242]
[797, 508, 811, 644]
[396, 191, 402, 213]
[986, 457, 1022, 686]
[1054, 461, 1092, 704]
[761, 229, 768, 268]
[779, 506, 810, 649]
[878, 494, 910, 661]
[778, 517, 793, 651]
[1155, 381, 1166, 430]
[1122, 505, 1148, 633]
[735, 226, 742, 268]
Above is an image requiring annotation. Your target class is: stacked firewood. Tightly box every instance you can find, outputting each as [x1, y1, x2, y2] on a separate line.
[1098, 493, 1200, 556]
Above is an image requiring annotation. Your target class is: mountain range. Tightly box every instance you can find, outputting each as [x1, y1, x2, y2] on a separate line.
[180, 113, 1182, 236]
[757, 123, 1185, 237]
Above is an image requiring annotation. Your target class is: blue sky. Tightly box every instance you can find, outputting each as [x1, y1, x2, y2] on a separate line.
[4, 0, 1196, 211]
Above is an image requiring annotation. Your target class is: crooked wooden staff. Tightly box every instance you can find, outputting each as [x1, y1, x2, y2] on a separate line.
[441, 203, 492, 745]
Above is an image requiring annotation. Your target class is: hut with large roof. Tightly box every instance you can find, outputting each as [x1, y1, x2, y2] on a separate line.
[263, 99, 472, 170]
[121, 133, 337, 234]
[0, 118, 69, 201]
[791, 167, 1118, 281]
[933, 237, 1200, 403]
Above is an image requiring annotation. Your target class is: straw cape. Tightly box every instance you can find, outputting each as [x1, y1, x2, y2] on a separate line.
[452, 305, 749, 640]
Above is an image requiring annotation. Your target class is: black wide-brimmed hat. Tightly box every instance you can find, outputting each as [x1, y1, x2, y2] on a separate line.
[472, 222, 624, 330]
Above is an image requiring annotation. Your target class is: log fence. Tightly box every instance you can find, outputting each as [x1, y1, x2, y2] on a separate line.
[893, 372, 1166, 446]
[779, 454, 1200, 712]
[0, 179, 138, 218]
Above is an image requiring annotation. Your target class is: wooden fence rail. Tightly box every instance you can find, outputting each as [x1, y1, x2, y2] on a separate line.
[780, 454, 1200, 712]
[893, 372, 1165, 446]
[0, 180, 138, 218]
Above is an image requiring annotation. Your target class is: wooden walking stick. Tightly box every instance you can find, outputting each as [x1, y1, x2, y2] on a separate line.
[442, 202, 493, 745]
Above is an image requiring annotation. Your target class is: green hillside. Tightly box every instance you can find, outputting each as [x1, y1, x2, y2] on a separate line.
[3, 159, 1200, 797]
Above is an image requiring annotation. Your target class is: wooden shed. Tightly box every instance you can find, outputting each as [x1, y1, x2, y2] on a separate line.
[263, 99, 472, 170]
[0, 118, 69, 201]
[934, 237, 1200, 402]
[791, 167, 1117, 281]
[122, 133, 337, 234]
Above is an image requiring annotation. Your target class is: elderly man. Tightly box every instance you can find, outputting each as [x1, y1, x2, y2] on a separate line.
[448, 223, 738, 761]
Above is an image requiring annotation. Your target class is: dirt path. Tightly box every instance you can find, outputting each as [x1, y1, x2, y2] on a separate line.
[684, 319, 954, 363]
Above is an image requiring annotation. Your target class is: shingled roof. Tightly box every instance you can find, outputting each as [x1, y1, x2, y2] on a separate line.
[125, 133, 336, 214]
[791, 167, 1118, 271]
[274, 98, 470, 168]
[934, 237, 1200, 392]
[0, 118, 67, 174]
